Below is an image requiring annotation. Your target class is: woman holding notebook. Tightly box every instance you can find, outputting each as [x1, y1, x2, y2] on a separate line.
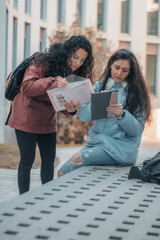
[58, 48, 151, 176]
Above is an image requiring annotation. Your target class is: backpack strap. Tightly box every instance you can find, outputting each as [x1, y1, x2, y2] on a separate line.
[5, 102, 12, 125]
[128, 166, 146, 181]
[5, 72, 13, 90]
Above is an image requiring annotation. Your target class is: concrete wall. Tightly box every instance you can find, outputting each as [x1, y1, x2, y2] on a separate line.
[4, 0, 58, 144]
[0, 0, 6, 143]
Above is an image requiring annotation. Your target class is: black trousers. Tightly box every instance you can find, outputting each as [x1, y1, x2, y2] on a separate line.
[15, 129, 56, 194]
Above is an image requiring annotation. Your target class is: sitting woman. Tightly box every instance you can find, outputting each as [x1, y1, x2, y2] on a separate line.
[58, 48, 151, 177]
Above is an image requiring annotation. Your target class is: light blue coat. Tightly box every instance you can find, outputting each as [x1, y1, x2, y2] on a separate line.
[78, 78, 146, 165]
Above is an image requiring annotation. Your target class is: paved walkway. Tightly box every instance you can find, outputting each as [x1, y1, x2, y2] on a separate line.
[0, 137, 160, 204]
[0, 147, 81, 203]
[0, 146, 160, 240]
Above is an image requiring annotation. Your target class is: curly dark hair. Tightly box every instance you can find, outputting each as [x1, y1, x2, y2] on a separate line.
[33, 35, 94, 81]
[100, 49, 151, 123]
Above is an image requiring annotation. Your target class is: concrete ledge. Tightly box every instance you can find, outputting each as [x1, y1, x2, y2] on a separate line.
[0, 150, 160, 240]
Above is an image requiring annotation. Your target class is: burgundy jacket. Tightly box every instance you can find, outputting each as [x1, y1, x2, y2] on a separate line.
[8, 64, 70, 134]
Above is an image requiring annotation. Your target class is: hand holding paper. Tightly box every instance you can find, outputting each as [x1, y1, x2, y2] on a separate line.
[63, 100, 79, 113]
[55, 76, 69, 88]
[47, 74, 94, 112]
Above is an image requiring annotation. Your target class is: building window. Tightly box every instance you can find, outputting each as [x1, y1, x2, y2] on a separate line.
[40, 28, 46, 52]
[5, 10, 9, 78]
[12, 17, 17, 70]
[147, 0, 159, 35]
[40, 0, 47, 20]
[119, 41, 131, 49]
[57, 0, 66, 25]
[97, 0, 103, 29]
[13, 0, 18, 8]
[24, 23, 31, 58]
[121, 0, 131, 34]
[146, 55, 157, 94]
[25, 0, 32, 15]
[77, 0, 86, 28]
[97, 0, 108, 31]
[146, 44, 157, 95]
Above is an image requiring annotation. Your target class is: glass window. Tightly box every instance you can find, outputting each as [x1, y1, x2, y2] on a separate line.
[146, 55, 157, 95]
[147, 0, 159, 35]
[5, 10, 9, 78]
[121, 0, 130, 34]
[25, 0, 32, 15]
[13, 0, 18, 8]
[57, 0, 66, 25]
[119, 41, 130, 49]
[77, 0, 86, 28]
[24, 23, 31, 58]
[39, 28, 46, 52]
[12, 17, 17, 70]
[97, 0, 107, 31]
[97, 0, 103, 29]
[40, 0, 47, 20]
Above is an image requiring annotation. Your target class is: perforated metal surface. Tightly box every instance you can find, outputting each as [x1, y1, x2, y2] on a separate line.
[0, 165, 160, 240]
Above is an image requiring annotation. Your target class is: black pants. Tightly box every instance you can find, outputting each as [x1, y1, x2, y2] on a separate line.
[15, 129, 56, 194]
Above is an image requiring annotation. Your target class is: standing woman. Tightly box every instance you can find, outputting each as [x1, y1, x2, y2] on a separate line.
[58, 48, 151, 176]
[7, 35, 94, 194]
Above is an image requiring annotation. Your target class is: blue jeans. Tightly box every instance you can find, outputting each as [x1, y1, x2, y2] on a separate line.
[58, 145, 119, 174]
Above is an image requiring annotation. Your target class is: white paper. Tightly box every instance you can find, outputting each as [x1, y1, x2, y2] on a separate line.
[47, 76, 94, 112]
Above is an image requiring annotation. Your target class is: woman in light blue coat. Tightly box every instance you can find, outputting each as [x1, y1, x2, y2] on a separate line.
[58, 49, 151, 176]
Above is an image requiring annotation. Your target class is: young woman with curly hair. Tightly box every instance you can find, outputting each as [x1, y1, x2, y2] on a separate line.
[58, 48, 151, 176]
[8, 35, 94, 194]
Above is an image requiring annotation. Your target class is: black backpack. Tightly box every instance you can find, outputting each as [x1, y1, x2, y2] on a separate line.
[5, 52, 38, 125]
[5, 52, 38, 101]
[128, 152, 160, 183]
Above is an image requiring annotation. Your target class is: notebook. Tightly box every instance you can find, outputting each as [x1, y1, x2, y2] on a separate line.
[91, 90, 118, 120]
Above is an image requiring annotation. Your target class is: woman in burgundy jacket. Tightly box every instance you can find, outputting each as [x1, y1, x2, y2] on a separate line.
[8, 35, 94, 194]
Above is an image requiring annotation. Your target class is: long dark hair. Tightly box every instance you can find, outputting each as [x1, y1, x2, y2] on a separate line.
[32, 35, 94, 81]
[100, 49, 151, 123]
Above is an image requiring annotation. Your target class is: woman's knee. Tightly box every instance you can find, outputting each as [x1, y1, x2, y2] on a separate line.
[57, 171, 65, 177]
[70, 152, 83, 165]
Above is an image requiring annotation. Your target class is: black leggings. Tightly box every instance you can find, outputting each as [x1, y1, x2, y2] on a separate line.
[15, 129, 56, 194]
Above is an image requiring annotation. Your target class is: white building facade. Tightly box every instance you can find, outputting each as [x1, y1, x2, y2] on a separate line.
[0, 0, 160, 144]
